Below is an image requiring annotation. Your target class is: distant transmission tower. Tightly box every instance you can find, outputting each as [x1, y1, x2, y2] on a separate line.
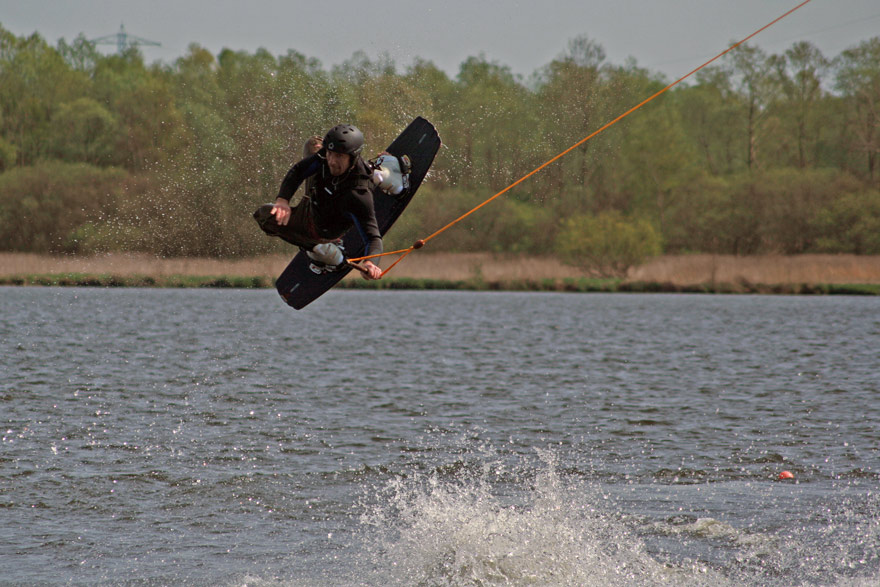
[91, 23, 160, 54]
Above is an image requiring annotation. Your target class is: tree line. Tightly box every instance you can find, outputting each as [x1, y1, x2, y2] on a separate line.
[1, 24, 878, 274]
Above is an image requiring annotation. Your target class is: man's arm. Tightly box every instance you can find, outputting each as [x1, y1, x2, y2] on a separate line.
[277, 153, 322, 200]
[349, 188, 383, 255]
[272, 154, 322, 225]
[347, 187, 384, 280]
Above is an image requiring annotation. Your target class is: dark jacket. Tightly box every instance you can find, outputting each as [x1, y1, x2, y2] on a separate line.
[277, 153, 383, 256]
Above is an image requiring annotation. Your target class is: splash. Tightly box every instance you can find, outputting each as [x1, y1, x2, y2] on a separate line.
[225, 439, 879, 587]
[354, 448, 717, 586]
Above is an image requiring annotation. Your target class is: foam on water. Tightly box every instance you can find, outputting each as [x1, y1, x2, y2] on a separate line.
[253, 440, 880, 587]
[338, 448, 721, 586]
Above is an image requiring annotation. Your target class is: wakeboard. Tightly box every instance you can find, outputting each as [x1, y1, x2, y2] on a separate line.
[273, 117, 441, 309]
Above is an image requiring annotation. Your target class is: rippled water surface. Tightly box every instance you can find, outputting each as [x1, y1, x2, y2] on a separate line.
[2, 287, 879, 585]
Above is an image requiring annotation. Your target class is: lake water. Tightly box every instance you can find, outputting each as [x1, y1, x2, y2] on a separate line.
[1, 287, 878, 586]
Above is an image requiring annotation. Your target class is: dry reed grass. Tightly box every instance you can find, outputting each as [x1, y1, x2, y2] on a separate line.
[2, 252, 880, 285]
[0, 252, 589, 282]
[0, 252, 288, 278]
[628, 254, 880, 285]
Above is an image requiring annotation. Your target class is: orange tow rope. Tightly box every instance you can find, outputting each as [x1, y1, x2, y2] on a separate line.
[351, 0, 814, 276]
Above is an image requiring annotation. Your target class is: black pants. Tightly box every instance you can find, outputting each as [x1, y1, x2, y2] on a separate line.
[253, 198, 328, 250]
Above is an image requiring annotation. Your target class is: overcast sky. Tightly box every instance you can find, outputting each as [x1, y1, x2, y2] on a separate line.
[3, 0, 879, 81]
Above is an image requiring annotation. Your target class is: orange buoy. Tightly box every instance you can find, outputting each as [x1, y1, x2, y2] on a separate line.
[778, 470, 795, 480]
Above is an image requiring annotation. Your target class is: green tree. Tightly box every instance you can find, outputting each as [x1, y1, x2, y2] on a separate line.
[555, 210, 662, 277]
[0, 109, 17, 170]
[753, 168, 848, 253]
[677, 66, 748, 175]
[835, 37, 880, 184]
[402, 59, 457, 183]
[726, 43, 778, 170]
[452, 56, 534, 191]
[1, 25, 878, 261]
[768, 41, 829, 169]
[49, 97, 121, 164]
[614, 76, 701, 231]
[0, 27, 88, 165]
[481, 198, 556, 254]
[91, 49, 186, 170]
[536, 36, 610, 202]
[662, 174, 731, 253]
[56, 33, 101, 74]
[813, 188, 880, 254]
[0, 161, 128, 252]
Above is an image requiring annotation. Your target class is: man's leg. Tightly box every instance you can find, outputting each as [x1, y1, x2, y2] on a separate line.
[254, 200, 347, 273]
[253, 198, 323, 249]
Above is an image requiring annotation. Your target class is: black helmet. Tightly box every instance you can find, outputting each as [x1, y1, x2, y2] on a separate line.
[323, 124, 364, 156]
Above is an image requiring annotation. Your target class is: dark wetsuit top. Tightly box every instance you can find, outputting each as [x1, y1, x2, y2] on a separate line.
[277, 153, 383, 257]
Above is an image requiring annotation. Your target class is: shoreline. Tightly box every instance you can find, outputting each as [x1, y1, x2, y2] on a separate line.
[2, 252, 880, 295]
